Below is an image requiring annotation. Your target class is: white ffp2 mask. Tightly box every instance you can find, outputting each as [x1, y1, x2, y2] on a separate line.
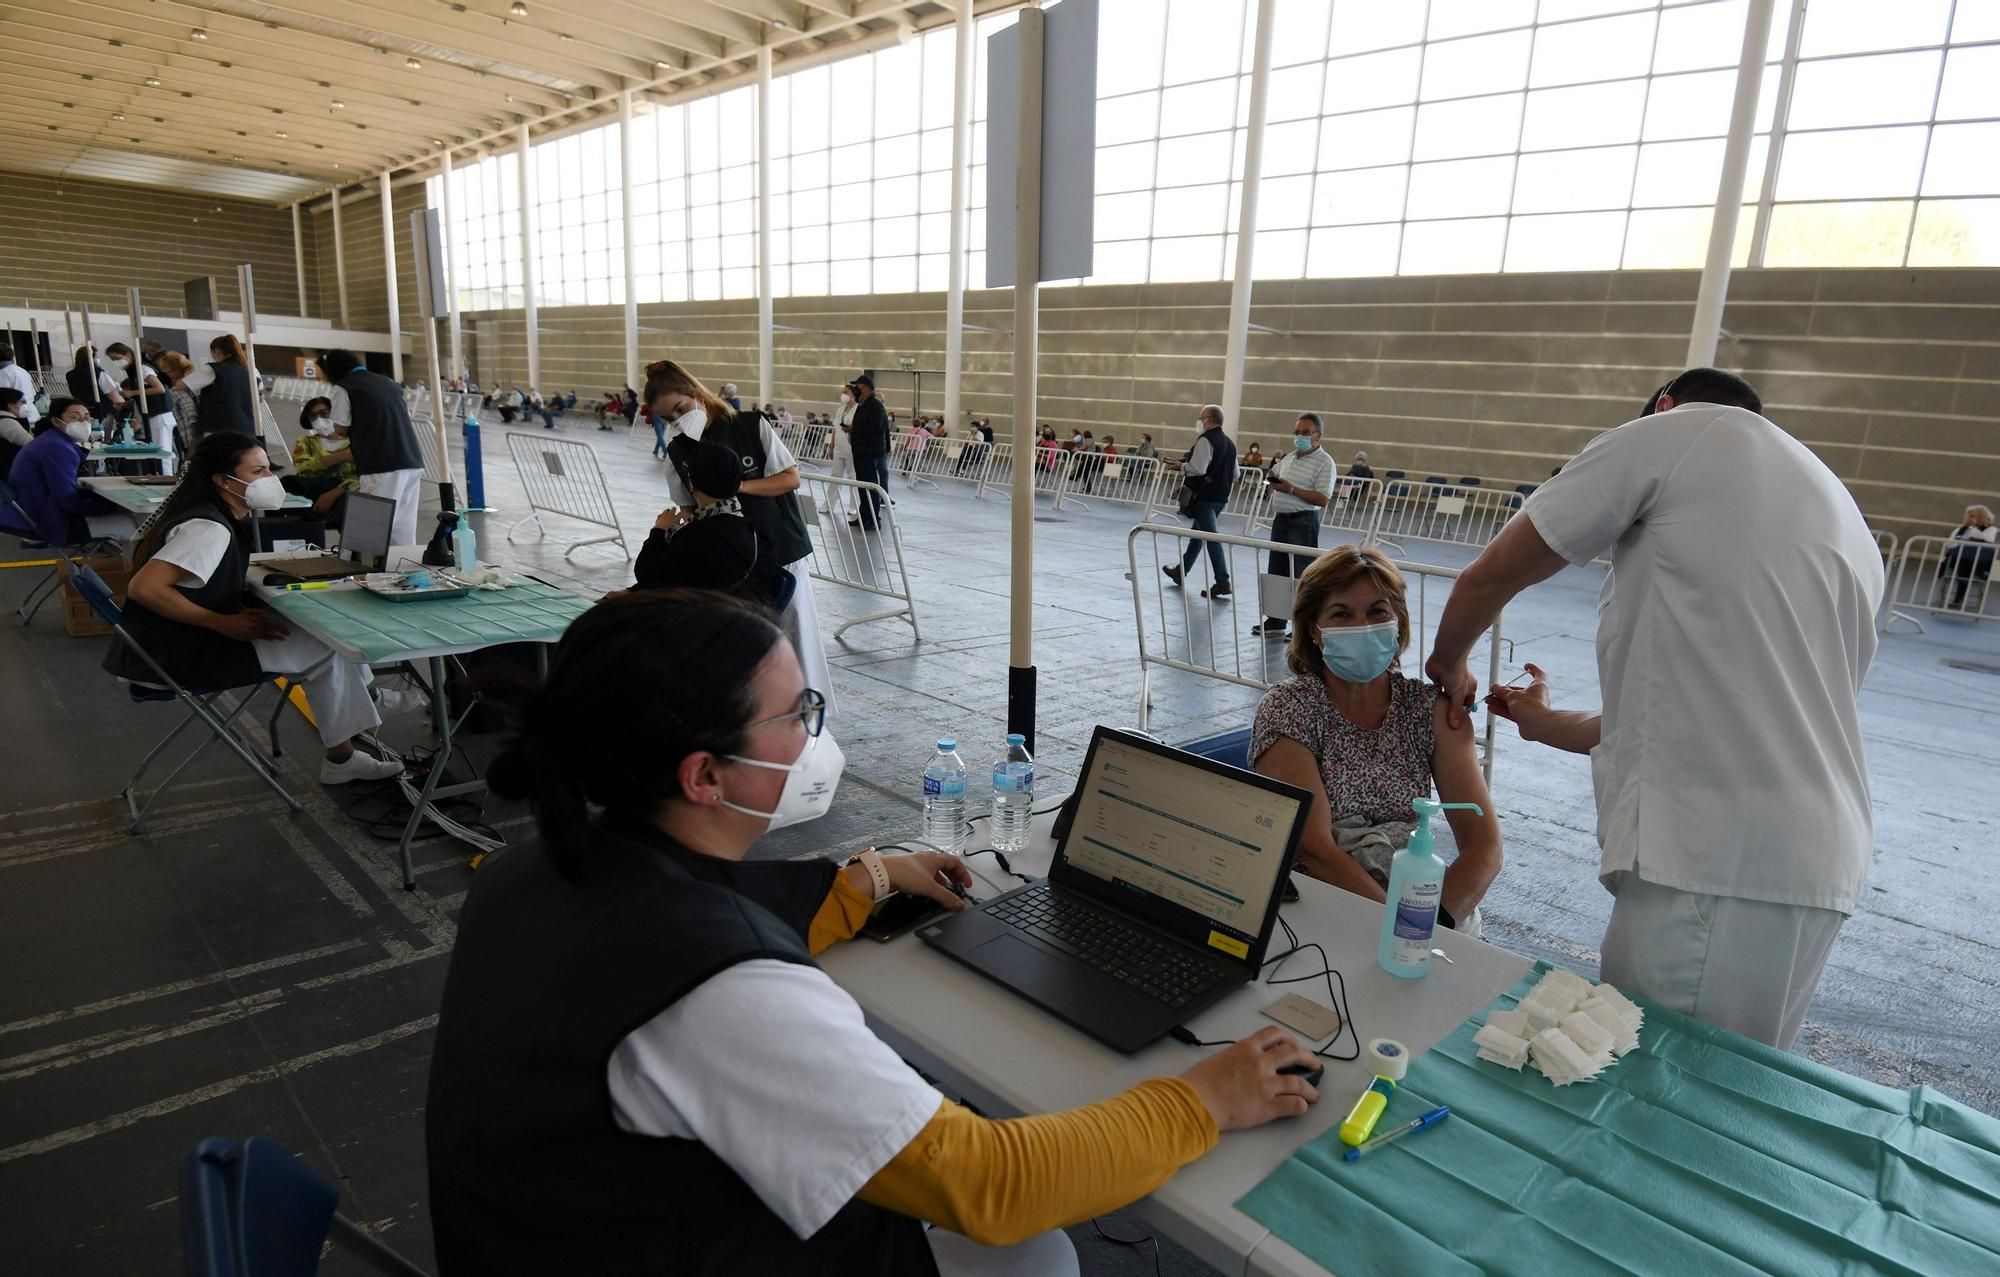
[229, 474, 288, 512]
[719, 730, 844, 831]
[673, 407, 708, 442]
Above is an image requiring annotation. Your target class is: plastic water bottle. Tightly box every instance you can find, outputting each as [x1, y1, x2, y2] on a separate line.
[922, 739, 968, 854]
[991, 733, 1034, 854]
[453, 516, 478, 573]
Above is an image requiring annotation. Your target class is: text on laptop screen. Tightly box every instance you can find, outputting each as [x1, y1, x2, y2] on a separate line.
[341, 492, 396, 565]
[1064, 736, 1296, 940]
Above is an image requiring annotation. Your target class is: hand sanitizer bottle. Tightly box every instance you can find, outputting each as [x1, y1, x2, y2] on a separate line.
[1378, 797, 1484, 979]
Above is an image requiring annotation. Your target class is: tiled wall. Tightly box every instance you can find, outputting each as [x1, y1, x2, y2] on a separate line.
[458, 266, 1997, 544]
[0, 170, 310, 318]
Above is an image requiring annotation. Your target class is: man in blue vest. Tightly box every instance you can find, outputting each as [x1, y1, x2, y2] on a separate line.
[1162, 403, 1238, 599]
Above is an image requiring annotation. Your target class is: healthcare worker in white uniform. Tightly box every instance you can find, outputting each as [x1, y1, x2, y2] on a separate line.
[1426, 368, 1883, 1050]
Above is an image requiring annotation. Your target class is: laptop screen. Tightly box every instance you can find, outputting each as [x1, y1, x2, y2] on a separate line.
[341, 492, 397, 567]
[1053, 728, 1309, 966]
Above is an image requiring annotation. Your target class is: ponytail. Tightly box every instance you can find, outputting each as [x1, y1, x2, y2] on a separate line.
[210, 334, 251, 369]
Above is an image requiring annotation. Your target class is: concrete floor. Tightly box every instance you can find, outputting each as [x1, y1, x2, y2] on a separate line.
[2, 412, 1995, 1275]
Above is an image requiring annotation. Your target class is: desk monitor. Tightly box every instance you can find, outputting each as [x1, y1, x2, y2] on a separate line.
[341, 492, 397, 569]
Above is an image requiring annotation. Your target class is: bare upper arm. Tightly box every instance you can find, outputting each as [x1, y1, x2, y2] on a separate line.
[1430, 696, 1500, 846]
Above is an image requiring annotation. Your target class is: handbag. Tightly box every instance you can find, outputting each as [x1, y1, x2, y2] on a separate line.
[1176, 482, 1200, 518]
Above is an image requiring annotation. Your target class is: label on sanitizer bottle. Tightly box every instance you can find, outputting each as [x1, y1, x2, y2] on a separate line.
[1391, 879, 1440, 963]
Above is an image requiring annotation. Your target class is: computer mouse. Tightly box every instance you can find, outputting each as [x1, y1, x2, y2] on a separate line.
[1278, 1061, 1324, 1088]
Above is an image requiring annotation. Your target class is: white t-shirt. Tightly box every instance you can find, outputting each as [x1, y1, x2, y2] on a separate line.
[137, 364, 176, 423]
[663, 413, 799, 510]
[608, 959, 942, 1239]
[1523, 403, 1883, 914]
[326, 382, 353, 428]
[182, 362, 216, 393]
[0, 363, 38, 422]
[833, 403, 856, 460]
[153, 517, 236, 587]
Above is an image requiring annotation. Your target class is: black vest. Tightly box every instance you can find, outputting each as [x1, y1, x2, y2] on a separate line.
[102, 500, 263, 690]
[196, 360, 257, 435]
[1190, 425, 1238, 504]
[67, 367, 109, 420]
[426, 823, 937, 1277]
[337, 369, 424, 475]
[667, 412, 813, 566]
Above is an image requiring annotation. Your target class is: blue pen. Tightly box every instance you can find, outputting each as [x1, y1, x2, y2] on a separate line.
[1342, 1106, 1449, 1161]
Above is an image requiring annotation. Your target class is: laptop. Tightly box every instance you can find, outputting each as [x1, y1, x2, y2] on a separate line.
[259, 491, 398, 580]
[919, 727, 1311, 1053]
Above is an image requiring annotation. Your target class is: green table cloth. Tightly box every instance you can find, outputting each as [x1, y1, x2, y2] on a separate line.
[263, 579, 593, 663]
[1237, 961, 2000, 1275]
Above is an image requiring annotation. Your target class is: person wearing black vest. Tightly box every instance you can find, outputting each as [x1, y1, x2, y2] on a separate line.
[103, 431, 410, 785]
[178, 334, 258, 439]
[67, 343, 126, 424]
[428, 593, 1319, 1277]
[1162, 402, 1239, 599]
[644, 358, 835, 723]
[629, 438, 794, 610]
[847, 372, 892, 529]
[320, 348, 426, 547]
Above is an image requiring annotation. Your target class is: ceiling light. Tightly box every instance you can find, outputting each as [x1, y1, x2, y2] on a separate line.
[331, 99, 346, 109]
[230, 154, 242, 161]
[433, 138, 445, 146]
[510, 1, 527, 13]
[145, 77, 160, 87]
[111, 111, 125, 120]
[406, 57, 422, 69]
[190, 27, 207, 40]
[559, 32, 573, 42]
[276, 131, 288, 138]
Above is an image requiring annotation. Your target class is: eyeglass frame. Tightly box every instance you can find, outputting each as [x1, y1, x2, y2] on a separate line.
[742, 687, 827, 740]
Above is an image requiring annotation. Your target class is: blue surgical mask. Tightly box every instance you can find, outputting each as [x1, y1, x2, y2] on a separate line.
[1293, 435, 1313, 453]
[1318, 620, 1400, 683]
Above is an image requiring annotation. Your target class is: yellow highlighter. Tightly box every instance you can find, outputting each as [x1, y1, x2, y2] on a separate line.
[1339, 1039, 1410, 1146]
[284, 580, 336, 591]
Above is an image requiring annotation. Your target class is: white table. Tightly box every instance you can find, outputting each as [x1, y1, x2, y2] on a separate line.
[819, 813, 1532, 1277]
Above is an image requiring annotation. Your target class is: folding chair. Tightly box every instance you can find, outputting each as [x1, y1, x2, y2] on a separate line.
[1177, 727, 1254, 771]
[181, 1136, 431, 1277]
[67, 563, 304, 833]
[1, 476, 126, 626]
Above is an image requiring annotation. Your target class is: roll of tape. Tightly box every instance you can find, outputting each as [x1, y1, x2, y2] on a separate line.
[1366, 1037, 1409, 1081]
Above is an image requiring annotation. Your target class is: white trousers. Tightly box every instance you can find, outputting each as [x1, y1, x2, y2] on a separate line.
[357, 468, 425, 549]
[253, 628, 380, 749]
[928, 1228, 1078, 1277]
[1598, 871, 1846, 1050]
[781, 561, 835, 728]
[145, 412, 179, 475]
[829, 448, 858, 514]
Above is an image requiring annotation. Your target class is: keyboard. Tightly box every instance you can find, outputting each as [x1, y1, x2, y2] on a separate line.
[987, 884, 1224, 1008]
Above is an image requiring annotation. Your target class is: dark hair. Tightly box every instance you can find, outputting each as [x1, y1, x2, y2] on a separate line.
[690, 439, 743, 500]
[487, 591, 786, 877]
[210, 334, 252, 368]
[1660, 367, 1761, 416]
[1297, 411, 1323, 431]
[43, 397, 81, 432]
[299, 397, 332, 431]
[320, 349, 362, 381]
[132, 431, 262, 564]
[105, 342, 135, 360]
[72, 344, 97, 374]
[0, 387, 23, 413]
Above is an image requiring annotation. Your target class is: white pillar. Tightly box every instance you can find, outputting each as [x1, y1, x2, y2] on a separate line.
[379, 172, 403, 382]
[291, 203, 308, 318]
[944, 0, 973, 438]
[756, 46, 775, 407]
[1008, 5, 1045, 743]
[518, 123, 540, 391]
[1220, 0, 1277, 439]
[1688, 0, 1776, 369]
[330, 186, 351, 328]
[441, 147, 465, 383]
[1750, 0, 1808, 268]
[619, 92, 640, 392]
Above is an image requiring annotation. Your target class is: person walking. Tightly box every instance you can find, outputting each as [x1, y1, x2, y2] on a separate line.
[829, 382, 860, 520]
[847, 373, 891, 531]
[1428, 368, 1883, 1050]
[1162, 404, 1238, 600]
[321, 349, 427, 548]
[1253, 412, 1337, 637]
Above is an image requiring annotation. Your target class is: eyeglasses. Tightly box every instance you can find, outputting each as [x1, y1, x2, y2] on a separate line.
[744, 688, 826, 739]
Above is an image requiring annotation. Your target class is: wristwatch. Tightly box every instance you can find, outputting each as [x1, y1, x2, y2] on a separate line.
[847, 849, 892, 902]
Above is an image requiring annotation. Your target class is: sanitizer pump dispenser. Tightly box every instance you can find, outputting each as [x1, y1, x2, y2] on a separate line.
[1378, 797, 1484, 979]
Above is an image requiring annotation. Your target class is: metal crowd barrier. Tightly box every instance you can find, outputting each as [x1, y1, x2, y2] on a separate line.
[503, 430, 631, 562]
[1126, 523, 1505, 785]
[1882, 533, 1995, 633]
[793, 473, 922, 641]
[1371, 479, 1521, 552]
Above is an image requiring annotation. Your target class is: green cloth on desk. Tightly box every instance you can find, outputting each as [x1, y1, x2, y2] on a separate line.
[1236, 961, 2000, 1276]
[264, 579, 592, 663]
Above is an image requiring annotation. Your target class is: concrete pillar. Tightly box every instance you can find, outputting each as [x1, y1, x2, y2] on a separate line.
[379, 172, 403, 382]
[330, 185, 351, 328]
[291, 203, 308, 318]
[441, 146, 465, 383]
[518, 123, 540, 390]
[945, 0, 973, 438]
[757, 46, 775, 407]
[1220, 0, 1277, 438]
[620, 92, 640, 392]
[1688, 0, 1776, 368]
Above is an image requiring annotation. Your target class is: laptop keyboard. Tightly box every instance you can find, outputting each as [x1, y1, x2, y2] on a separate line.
[987, 884, 1225, 1008]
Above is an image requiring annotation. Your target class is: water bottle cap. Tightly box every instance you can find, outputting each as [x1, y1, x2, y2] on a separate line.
[937, 738, 956, 751]
[1005, 733, 1025, 745]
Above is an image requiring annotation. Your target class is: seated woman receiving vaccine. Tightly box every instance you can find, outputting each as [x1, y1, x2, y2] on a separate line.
[426, 591, 1321, 1277]
[1250, 546, 1502, 929]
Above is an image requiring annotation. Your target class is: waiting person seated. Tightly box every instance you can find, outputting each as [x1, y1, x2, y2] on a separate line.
[426, 591, 1320, 1277]
[1938, 503, 1997, 609]
[0, 399, 128, 545]
[1250, 545, 1501, 930]
[496, 387, 522, 423]
[629, 439, 793, 610]
[103, 432, 413, 785]
[1347, 450, 1375, 482]
[285, 397, 357, 523]
[0, 387, 33, 479]
[1242, 441, 1264, 469]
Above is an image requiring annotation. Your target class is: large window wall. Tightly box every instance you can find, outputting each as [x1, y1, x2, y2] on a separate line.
[430, 0, 1999, 310]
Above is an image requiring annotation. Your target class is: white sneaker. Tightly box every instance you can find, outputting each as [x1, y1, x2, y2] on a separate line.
[320, 750, 404, 785]
[371, 686, 427, 718]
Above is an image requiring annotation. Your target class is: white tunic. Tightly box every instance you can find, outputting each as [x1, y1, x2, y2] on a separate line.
[1523, 403, 1882, 914]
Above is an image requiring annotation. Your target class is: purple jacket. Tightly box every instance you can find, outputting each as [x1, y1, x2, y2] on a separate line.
[0, 431, 90, 544]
